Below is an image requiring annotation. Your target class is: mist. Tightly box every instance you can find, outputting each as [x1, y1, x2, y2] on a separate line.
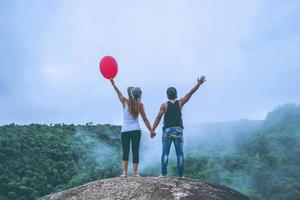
[1, 1, 300, 200]
[72, 103, 300, 198]
[73, 128, 117, 165]
[1, 103, 299, 199]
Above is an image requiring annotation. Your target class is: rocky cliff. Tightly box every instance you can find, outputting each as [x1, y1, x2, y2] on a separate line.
[39, 177, 249, 200]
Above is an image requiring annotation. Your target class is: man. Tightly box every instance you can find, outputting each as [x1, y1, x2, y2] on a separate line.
[152, 76, 206, 178]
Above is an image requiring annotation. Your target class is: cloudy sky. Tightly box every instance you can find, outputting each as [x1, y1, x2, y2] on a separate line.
[1, 0, 300, 127]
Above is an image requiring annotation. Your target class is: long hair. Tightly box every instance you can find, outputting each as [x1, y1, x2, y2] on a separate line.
[127, 87, 142, 118]
[127, 99, 139, 118]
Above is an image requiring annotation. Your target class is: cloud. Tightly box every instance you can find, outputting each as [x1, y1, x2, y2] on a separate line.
[0, 0, 299, 125]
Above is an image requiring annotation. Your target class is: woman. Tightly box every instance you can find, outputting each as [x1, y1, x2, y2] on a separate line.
[110, 79, 153, 177]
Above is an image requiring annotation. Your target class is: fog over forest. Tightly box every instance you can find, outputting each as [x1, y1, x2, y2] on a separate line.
[1, 103, 299, 200]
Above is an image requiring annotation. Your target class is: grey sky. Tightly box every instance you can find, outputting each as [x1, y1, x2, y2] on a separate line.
[1, 0, 300, 129]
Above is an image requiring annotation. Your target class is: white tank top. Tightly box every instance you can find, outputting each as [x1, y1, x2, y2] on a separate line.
[121, 104, 140, 132]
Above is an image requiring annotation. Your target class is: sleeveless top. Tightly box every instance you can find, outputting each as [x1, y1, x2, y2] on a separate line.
[121, 104, 141, 133]
[163, 100, 184, 131]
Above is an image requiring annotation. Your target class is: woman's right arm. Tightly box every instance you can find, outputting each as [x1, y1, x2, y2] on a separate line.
[138, 102, 153, 134]
[110, 79, 126, 105]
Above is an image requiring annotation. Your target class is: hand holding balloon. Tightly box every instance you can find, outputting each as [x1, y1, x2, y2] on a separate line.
[110, 79, 115, 85]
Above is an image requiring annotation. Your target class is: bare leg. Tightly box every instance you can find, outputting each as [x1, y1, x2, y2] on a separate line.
[133, 163, 138, 176]
[123, 161, 128, 176]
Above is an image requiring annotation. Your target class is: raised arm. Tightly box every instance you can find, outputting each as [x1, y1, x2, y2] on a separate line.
[179, 76, 206, 107]
[152, 103, 166, 133]
[138, 102, 153, 134]
[110, 79, 126, 105]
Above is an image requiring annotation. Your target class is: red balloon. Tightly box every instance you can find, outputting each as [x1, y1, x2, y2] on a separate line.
[99, 56, 118, 79]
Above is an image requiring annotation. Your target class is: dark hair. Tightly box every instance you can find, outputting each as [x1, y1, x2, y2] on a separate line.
[167, 87, 177, 100]
[127, 87, 142, 118]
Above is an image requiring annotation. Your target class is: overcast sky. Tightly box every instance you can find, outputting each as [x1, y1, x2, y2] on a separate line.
[1, 0, 300, 127]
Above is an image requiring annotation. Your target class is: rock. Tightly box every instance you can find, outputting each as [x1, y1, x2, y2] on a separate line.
[39, 177, 249, 200]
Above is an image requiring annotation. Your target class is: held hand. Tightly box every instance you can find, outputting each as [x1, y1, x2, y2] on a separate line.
[197, 76, 206, 85]
[150, 131, 156, 139]
[151, 132, 156, 138]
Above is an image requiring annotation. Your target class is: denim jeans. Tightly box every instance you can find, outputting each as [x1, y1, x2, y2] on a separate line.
[161, 127, 184, 177]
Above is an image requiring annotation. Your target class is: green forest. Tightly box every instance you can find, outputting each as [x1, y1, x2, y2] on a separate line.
[0, 103, 300, 200]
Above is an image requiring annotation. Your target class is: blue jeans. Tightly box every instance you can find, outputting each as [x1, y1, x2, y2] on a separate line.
[161, 127, 184, 177]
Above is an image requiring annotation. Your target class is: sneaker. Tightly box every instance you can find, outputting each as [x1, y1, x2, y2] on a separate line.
[159, 175, 167, 178]
[133, 173, 140, 177]
[177, 176, 185, 180]
[120, 174, 127, 178]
